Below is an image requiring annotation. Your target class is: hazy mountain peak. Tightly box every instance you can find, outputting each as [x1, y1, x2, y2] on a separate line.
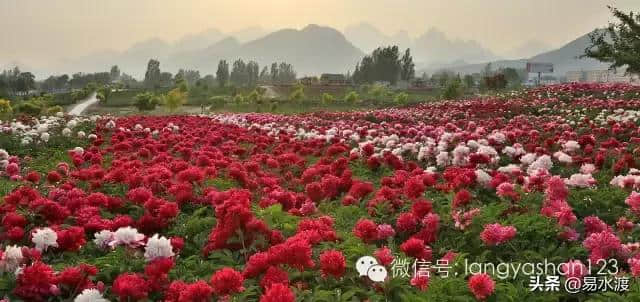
[230, 26, 267, 42]
[172, 28, 225, 53]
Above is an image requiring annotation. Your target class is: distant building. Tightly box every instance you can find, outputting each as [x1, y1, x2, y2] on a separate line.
[320, 74, 347, 85]
[565, 69, 638, 83]
[299, 76, 318, 86]
[566, 71, 584, 83]
[411, 78, 428, 88]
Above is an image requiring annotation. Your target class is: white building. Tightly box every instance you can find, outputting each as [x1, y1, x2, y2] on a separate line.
[565, 69, 638, 83]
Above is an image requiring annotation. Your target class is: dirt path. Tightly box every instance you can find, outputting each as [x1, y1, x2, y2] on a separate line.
[68, 92, 98, 115]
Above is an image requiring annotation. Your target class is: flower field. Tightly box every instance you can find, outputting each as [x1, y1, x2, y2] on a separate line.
[3, 83, 640, 301]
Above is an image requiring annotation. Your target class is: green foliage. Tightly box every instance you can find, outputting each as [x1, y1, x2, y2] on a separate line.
[133, 92, 160, 111]
[289, 85, 305, 102]
[14, 98, 45, 116]
[352, 45, 403, 85]
[71, 90, 89, 102]
[233, 94, 245, 105]
[584, 6, 640, 74]
[217, 60, 230, 88]
[394, 92, 409, 105]
[442, 78, 463, 99]
[0, 98, 12, 118]
[344, 91, 359, 104]
[247, 89, 262, 104]
[209, 95, 228, 108]
[44, 105, 63, 115]
[321, 92, 335, 105]
[255, 204, 300, 237]
[163, 88, 187, 112]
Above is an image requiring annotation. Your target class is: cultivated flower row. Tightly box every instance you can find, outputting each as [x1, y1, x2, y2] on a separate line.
[2, 84, 640, 301]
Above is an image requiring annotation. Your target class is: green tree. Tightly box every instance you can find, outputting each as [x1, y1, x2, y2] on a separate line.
[400, 48, 415, 81]
[369, 84, 387, 101]
[321, 93, 335, 105]
[209, 96, 228, 108]
[344, 91, 359, 104]
[233, 94, 244, 105]
[110, 65, 121, 82]
[144, 59, 161, 90]
[394, 92, 409, 105]
[463, 74, 475, 89]
[502, 68, 522, 87]
[15, 72, 35, 95]
[270, 63, 279, 83]
[352, 46, 401, 85]
[247, 61, 260, 87]
[584, 7, 640, 74]
[288, 85, 304, 103]
[163, 88, 187, 112]
[442, 78, 463, 99]
[247, 89, 262, 104]
[134, 92, 159, 111]
[97, 86, 111, 103]
[0, 99, 12, 118]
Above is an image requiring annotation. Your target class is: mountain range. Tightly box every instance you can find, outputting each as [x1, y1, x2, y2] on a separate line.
[421, 30, 609, 77]
[4, 23, 608, 79]
[343, 23, 501, 66]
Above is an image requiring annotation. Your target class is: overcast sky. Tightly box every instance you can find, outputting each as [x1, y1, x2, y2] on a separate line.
[1, 0, 639, 68]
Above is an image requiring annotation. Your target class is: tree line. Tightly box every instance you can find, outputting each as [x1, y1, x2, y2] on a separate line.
[352, 46, 415, 85]
[216, 60, 296, 87]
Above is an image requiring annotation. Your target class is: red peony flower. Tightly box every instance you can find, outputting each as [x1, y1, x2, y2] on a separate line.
[112, 273, 150, 302]
[56, 226, 86, 251]
[260, 266, 289, 290]
[210, 267, 245, 296]
[13, 262, 58, 302]
[400, 238, 432, 260]
[480, 223, 517, 246]
[260, 283, 295, 302]
[410, 275, 430, 291]
[46, 171, 62, 183]
[25, 171, 41, 183]
[353, 219, 378, 243]
[468, 273, 495, 300]
[319, 250, 346, 278]
[180, 281, 214, 302]
[374, 246, 395, 266]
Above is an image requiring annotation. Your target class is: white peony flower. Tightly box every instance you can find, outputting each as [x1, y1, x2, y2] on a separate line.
[553, 151, 573, 164]
[93, 230, 114, 249]
[520, 153, 537, 165]
[73, 147, 84, 155]
[62, 128, 72, 136]
[77, 131, 86, 138]
[0, 245, 24, 273]
[67, 120, 78, 129]
[565, 174, 597, 188]
[74, 288, 109, 302]
[144, 234, 175, 261]
[436, 151, 449, 167]
[527, 155, 553, 175]
[580, 163, 596, 174]
[32, 228, 58, 251]
[40, 132, 50, 142]
[475, 169, 492, 187]
[111, 227, 145, 248]
[563, 140, 581, 153]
